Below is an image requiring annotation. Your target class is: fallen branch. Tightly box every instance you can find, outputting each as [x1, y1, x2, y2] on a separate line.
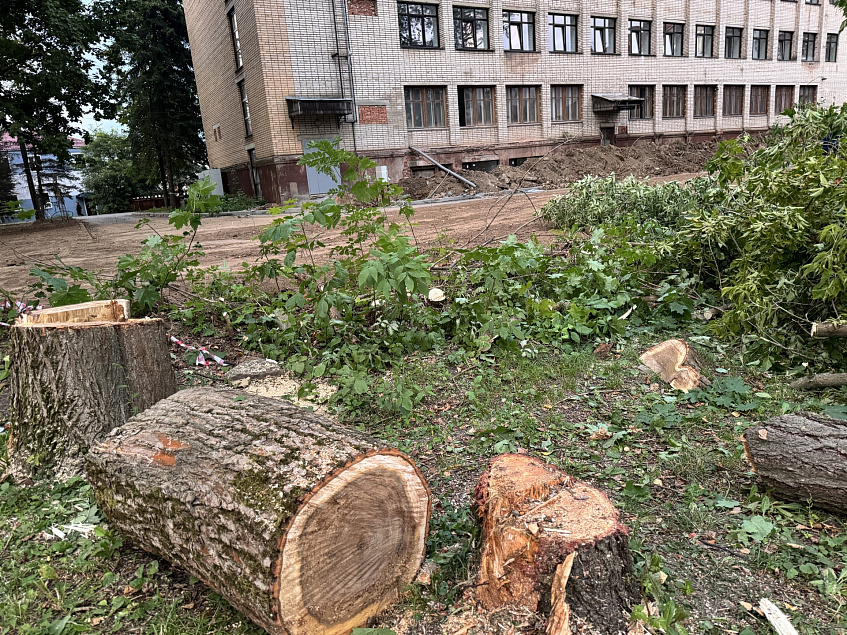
[790, 373, 847, 390]
[811, 322, 847, 338]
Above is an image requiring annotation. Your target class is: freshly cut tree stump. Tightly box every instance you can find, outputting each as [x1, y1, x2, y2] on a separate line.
[743, 413, 847, 515]
[86, 388, 431, 635]
[8, 314, 176, 480]
[639, 338, 711, 392]
[19, 299, 130, 324]
[474, 455, 640, 635]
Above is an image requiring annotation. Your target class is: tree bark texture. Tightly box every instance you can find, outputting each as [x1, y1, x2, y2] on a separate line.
[811, 322, 847, 338]
[790, 373, 847, 391]
[743, 413, 847, 515]
[639, 339, 710, 393]
[18, 144, 43, 221]
[85, 388, 431, 635]
[8, 318, 176, 480]
[474, 455, 640, 635]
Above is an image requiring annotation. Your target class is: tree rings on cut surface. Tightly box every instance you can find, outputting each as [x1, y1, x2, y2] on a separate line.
[639, 338, 710, 392]
[475, 454, 640, 635]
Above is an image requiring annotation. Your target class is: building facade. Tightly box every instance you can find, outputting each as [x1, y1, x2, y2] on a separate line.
[183, 0, 847, 201]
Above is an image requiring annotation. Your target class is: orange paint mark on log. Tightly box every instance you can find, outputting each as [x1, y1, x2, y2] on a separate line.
[152, 452, 177, 467]
[155, 433, 190, 450]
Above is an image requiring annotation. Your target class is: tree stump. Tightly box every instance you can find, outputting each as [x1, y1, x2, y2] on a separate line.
[743, 413, 847, 515]
[85, 388, 431, 635]
[8, 311, 176, 480]
[639, 339, 710, 392]
[474, 455, 640, 635]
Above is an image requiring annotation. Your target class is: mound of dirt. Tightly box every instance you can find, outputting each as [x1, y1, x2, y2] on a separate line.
[398, 140, 717, 200]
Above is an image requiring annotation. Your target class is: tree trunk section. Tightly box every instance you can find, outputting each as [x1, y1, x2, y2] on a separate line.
[8, 317, 176, 480]
[19, 299, 130, 325]
[743, 413, 847, 515]
[639, 339, 711, 392]
[811, 322, 847, 338]
[474, 455, 640, 635]
[85, 388, 431, 635]
[789, 373, 847, 391]
[18, 145, 43, 221]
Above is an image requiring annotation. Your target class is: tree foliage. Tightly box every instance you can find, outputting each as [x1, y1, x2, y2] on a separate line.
[79, 131, 151, 215]
[100, 0, 206, 208]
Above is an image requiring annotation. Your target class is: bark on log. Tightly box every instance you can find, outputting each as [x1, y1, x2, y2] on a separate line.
[743, 413, 847, 515]
[790, 373, 847, 391]
[639, 339, 711, 392]
[8, 317, 176, 480]
[811, 322, 847, 338]
[474, 455, 640, 635]
[85, 388, 431, 635]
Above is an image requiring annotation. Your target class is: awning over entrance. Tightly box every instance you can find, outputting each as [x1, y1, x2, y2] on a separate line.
[591, 93, 644, 113]
[286, 97, 354, 117]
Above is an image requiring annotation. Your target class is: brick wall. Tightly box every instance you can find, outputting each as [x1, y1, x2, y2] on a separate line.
[349, 0, 377, 16]
[358, 105, 388, 124]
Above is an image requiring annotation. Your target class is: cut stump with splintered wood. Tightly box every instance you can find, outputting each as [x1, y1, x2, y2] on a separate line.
[639, 339, 711, 393]
[743, 413, 847, 515]
[474, 455, 640, 635]
[85, 388, 431, 635]
[8, 308, 176, 481]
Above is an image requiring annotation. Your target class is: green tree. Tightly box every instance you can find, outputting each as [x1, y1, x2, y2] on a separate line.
[0, 0, 101, 220]
[101, 0, 206, 208]
[79, 131, 149, 215]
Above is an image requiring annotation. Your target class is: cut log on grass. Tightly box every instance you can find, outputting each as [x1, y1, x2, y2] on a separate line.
[789, 373, 847, 391]
[639, 339, 711, 392]
[811, 322, 847, 338]
[474, 454, 640, 635]
[8, 314, 176, 480]
[86, 388, 431, 635]
[743, 413, 847, 515]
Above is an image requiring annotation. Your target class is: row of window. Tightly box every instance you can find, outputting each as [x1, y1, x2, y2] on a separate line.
[404, 84, 819, 129]
[398, 3, 840, 62]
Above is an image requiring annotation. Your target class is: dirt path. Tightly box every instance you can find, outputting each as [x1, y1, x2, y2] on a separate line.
[0, 172, 703, 298]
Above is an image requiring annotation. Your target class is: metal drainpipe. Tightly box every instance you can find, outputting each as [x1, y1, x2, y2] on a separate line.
[340, 0, 359, 155]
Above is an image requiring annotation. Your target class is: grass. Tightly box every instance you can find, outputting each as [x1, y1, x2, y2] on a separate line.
[1, 332, 846, 634]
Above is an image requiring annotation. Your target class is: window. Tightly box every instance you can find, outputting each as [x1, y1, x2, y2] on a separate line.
[629, 20, 651, 55]
[503, 11, 535, 51]
[752, 29, 769, 60]
[458, 86, 494, 126]
[826, 34, 839, 62]
[629, 85, 654, 120]
[549, 14, 577, 53]
[591, 17, 616, 54]
[799, 85, 818, 104]
[507, 86, 539, 124]
[723, 85, 744, 116]
[802, 33, 817, 61]
[775, 85, 795, 113]
[454, 7, 488, 50]
[778, 31, 794, 60]
[807, 0, 820, 4]
[694, 86, 716, 117]
[247, 149, 261, 199]
[398, 3, 439, 49]
[662, 85, 686, 118]
[228, 9, 243, 69]
[551, 85, 581, 121]
[237, 79, 252, 136]
[725, 27, 743, 58]
[405, 87, 445, 128]
[750, 85, 769, 115]
[696, 25, 715, 58]
[664, 23, 684, 56]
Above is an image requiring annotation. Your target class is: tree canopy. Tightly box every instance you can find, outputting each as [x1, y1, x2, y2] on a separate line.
[80, 130, 152, 215]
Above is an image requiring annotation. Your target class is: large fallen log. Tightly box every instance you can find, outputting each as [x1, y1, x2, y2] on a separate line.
[474, 455, 640, 635]
[8, 305, 176, 480]
[811, 322, 847, 338]
[639, 339, 711, 392]
[790, 373, 847, 391]
[86, 388, 431, 635]
[743, 413, 847, 515]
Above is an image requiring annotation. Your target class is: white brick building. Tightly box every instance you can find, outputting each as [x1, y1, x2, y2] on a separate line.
[183, 0, 847, 201]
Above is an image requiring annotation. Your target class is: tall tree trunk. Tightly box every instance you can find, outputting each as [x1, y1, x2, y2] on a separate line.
[18, 145, 44, 220]
[165, 150, 177, 208]
[34, 155, 47, 220]
[155, 140, 170, 208]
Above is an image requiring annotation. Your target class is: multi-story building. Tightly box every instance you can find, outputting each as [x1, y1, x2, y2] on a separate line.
[183, 0, 846, 201]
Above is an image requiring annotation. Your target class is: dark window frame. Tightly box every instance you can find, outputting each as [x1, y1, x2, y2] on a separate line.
[551, 85, 582, 122]
[752, 29, 769, 60]
[775, 85, 795, 113]
[778, 31, 794, 60]
[506, 85, 540, 124]
[663, 22, 684, 56]
[591, 16, 617, 54]
[802, 32, 817, 61]
[826, 33, 839, 62]
[694, 85, 716, 118]
[725, 27, 743, 59]
[695, 25, 715, 58]
[228, 9, 243, 70]
[629, 19, 651, 56]
[629, 85, 654, 120]
[458, 86, 495, 127]
[662, 85, 687, 119]
[723, 85, 744, 116]
[453, 7, 489, 51]
[503, 11, 535, 52]
[404, 86, 446, 128]
[799, 85, 818, 104]
[548, 14, 578, 53]
[398, 2, 440, 49]
[750, 85, 770, 115]
[237, 79, 252, 137]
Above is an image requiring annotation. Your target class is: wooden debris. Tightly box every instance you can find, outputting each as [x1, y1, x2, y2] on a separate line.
[811, 322, 847, 338]
[18, 299, 130, 324]
[759, 599, 799, 635]
[790, 373, 847, 391]
[639, 339, 711, 392]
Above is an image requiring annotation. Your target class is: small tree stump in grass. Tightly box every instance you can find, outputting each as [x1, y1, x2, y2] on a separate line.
[86, 388, 431, 635]
[475, 455, 640, 635]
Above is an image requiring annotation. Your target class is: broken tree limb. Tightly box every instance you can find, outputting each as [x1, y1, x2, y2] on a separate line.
[790, 373, 847, 391]
[811, 322, 847, 338]
[409, 146, 477, 189]
[474, 455, 640, 635]
[8, 313, 176, 480]
[743, 413, 847, 515]
[639, 339, 711, 392]
[86, 388, 431, 635]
